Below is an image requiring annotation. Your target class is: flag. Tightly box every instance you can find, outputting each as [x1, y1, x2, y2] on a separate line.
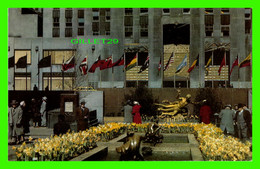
[205, 56, 212, 70]
[138, 56, 149, 73]
[187, 54, 199, 73]
[175, 55, 187, 73]
[125, 54, 137, 71]
[79, 57, 88, 75]
[38, 55, 51, 68]
[16, 55, 27, 68]
[164, 52, 174, 71]
[111, 54, 124, 67]
[88, 56, 103, 73]
[158, 58, 162, 71]
[230, 56, 238, 75]
[8, 56, 14, 68]
[239, 53, 251, 68]
[218, 53, 226, 75]
[100, 56, 113, 70]
[62, 56, 75, 71]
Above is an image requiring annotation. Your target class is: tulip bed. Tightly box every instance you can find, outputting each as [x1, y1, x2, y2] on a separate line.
[13, 122, 252, 161]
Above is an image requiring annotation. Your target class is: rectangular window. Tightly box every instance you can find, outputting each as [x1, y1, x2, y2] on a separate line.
[163, 8, 170, 14]
[205, 15, 214, 26]
[221, 26, 229, 36]
[53, 9, 60, 18]
[105, 22, 110, 31]
[53, 28, 60, 37]
[53, 18, 60, 27]
[125, 26, 133, 37]
[15, 73, 31, 91]
[125, 8, 133, 15]
[245, 20, 251, 34]
[140, 15, 148, 37]
[43, 50, 76, 65]
[78, 18, 84, 26]
[124, 16, 133, 26]
[66, 18, 72, 27]
[93, 10, 99, 21]
[183, 8, 190, 14]
[92, 22, 99, 32]
[105, 9, 110, 21]
[140, 8, 148, 14]
[14, 50, 31, 64]
[78, 28, 84, 36]
[65, 28, 72, 37]
[43, 74, 74, 91]
[65, 9, 73, 18]
[221, 15, 230, 25]
[78, 9, 84, 18]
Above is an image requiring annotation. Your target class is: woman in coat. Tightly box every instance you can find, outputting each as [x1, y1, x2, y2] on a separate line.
[219, 104, 236, 135]
[199, 101, 212, 124]
[132, 101, 142, 124]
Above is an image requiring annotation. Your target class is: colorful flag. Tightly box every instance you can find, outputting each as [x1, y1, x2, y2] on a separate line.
[205, 56, 212, 70]
[164, 52, 174, 71]
[239, 53, 251, 68]
[158, 58, 162, 71]
[125, 53, 137, 71]
[88, 56, 102, 73]
[8, 56, 14, 68]
[100, 56, 113, 70]
[111, 54, 124, 67]
[62, 55, 75, 71]
[175, 55, 187, 73]
[79, 56, 88, 75]
[16, 55, 27, 68]
[230, 55, 238, 75]
[187, 54, 199, 73]
[138, 56, 149, 73]
[218, 53, 226, 75]
[38, 55, 51, 68]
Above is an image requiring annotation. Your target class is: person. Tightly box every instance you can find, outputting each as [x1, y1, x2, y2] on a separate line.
[132, 101, 142, 124]
[235, 103, 251, 140]
[54, 114, 70, 135]
[8, 100, 18, 144]
[76, 101, 90, 131]
[243, 104, 252, 138]
[123, 100, 133, 123]
[40, 96, 47, 127]
[10, 100, 24, 144]
[30, 98, 41, 127]
[186, 99, 195, 118]
[219, 104, 236, 135]
[199, 101, 212, 124]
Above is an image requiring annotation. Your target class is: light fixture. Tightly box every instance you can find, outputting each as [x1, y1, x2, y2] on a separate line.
[8, 46, 10, 52]
[35, 46, 39, 52]
[92, 45, 95, 53]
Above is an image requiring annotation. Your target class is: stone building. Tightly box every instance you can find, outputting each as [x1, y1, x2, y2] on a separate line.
[8, 8, 252, 91]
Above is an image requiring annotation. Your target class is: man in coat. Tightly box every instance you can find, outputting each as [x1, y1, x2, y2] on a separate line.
[76, 101, 90, 131]
[132, 101, 142, 124]
[123, 100, 133, 123]
[8, 100, 18, 144]
[235, 103, 251, 140]
[219, 104, 236, 135]
[40, 96, 47, 127]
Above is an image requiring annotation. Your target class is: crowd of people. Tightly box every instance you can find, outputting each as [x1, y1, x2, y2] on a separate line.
[8, 96, 48, 145]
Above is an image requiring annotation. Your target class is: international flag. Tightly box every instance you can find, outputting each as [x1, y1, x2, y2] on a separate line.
[16, 55, 27, 68]
[205, 56, 212, 70]
[218, 53, 226, 75]
[79, 56, 88, 75]
[164, 52, 174, 71]
[230, 56, 238, 75]
[125, 53, 137, 71]
[187, 54, 199, 73]
[111, 54, 124, 67]
[138, 56, 149, 73]
[175, 55, 187, 73]
[158, 58, 162, 71]
[89, 56, 103, 73]
[100, 56, 113, 70]
[38, 55, 51, 68]
[239, 53, 251, 68]
[8, 56, 14, 68]
[62, 55, 75, 71]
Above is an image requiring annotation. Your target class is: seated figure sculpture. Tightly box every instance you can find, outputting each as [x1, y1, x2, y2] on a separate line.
[144, 119, 163, 146]
[116, 132, 144, 161]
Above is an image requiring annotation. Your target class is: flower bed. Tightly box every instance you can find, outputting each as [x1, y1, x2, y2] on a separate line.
[13, 122, 252, 161]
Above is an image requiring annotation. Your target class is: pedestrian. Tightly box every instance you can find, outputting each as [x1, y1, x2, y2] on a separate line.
[199, 101, 212, 124]
[8, 100, 18, 144]
[40, 96, 47, 127]
[132, 101, 142, 124]
[243, 104, 252, 139]
[123, 100, 133, 123]
[76, 101, 90, 131]
[235, 103, 251, 141]
[10, 100, 24, 144]
[219, 104, 236, 135]
[30, 98, 41, 127]
[54, 114, 71, 135]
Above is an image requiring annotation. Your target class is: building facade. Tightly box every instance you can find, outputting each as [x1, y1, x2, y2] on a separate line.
[8, 8, 252, 91]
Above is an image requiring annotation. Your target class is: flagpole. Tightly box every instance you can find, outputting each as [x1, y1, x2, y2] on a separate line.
[99, 55, 102, 88]
[137, 52, 139, 87]
[225, 50, 227, 88]
[112, 54, 114, 88]
[238, 54, 240, 88]
[26, 53, 28, 91]
[212, 50, 214, 88]
[50, 51, 52, 90]
[38, 51, 40, 89]
[124, 52, 126, 88]
[62, 55, 64, 90]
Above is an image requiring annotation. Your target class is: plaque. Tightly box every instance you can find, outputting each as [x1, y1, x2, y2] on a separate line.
[65, 102, 73, 112]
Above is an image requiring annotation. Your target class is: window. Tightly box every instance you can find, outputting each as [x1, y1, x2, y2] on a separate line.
[221, 8, 229, 14]
[78, 28, 84, 36]
[65, 9, 73, 27]
[221, 15, 230, 25]
[205, 15, 214, 37]
[65, 28, 72, 37]
[53, 28, 60, 37]
[53, 18, 60, 27]
[245, 20, 251, 34]
[183, 8, 190, 14]
[140, 15, 148, 37]
[221, 27, 229, 36]
[125, 26, 133, 37]
[93, 9, 99, 21]
[43, 50, 76, 65]
[140, 8, 148, 14]
[15, 73, 31, 91]
[53, 9, 60, 28]
[245, 8, 251, 18]
[125, 8, 133, 16]
[66, 18, 72, 27]
[205, 8, 213, 14]
[105, 22, 110, 33]
[92, 22, 99, 32]
[14, 50, 31, 64]
[43, 73, 74, 91]
[105, 9, 110, 21]
[65, 9, 73, 18]
[78, 18, 84, 26]
[163, 8, 170, 14]
[78, 10, 84, 18]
